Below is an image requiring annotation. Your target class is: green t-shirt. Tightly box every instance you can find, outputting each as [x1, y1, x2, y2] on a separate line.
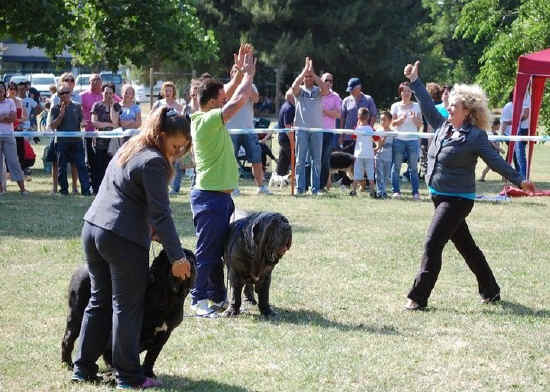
[191, 108, 239, 191]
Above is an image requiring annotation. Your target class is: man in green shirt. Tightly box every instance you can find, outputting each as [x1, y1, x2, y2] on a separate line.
[190, 45, 258, 316]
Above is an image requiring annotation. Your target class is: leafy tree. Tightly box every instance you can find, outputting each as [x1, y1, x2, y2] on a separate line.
[457, 0, 550, 131]
[1, 0, 218, 73]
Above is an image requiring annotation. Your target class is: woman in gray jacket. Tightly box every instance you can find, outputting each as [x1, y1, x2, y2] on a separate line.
[403, 61, 534, 310]
[72, 107, 192, 389]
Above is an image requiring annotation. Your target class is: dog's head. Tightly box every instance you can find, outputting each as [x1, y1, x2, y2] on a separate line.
[329, 151, 355, 170]
[249, 212, 292, 276]
[149, 249, 196, 302]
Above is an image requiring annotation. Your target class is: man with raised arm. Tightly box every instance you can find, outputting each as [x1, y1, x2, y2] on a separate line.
[189, 44, 257, 316]
[291, 57, 329, 196]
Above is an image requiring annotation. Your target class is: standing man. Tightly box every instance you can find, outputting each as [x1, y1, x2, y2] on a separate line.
[80, 74, 103, 193]
[340, 77, 377, 153]
[291, 57, 329, 196]
[226, 64, 271, 195]
[49, 83, 91, 195]
[190, 45, 257, 316]
[274, 88, 295, 178]
[320, 72, 341, 190]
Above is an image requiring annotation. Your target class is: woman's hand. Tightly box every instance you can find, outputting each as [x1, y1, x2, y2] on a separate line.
[172, 258, 192, 280]
[520, 180, 535, 194]
[404, 60, 420, 82]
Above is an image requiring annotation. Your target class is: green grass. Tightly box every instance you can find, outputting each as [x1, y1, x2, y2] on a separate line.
[0, 142, 549, 392]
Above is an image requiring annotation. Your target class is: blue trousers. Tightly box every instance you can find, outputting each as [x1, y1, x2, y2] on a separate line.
[296, 130, 323, 194]
[74, 222, 148, 386]
[515, 128, 528, 180]
[190, 189, 234, 303]
[392, 139, 420, 195]
[57, 141, 91, 194]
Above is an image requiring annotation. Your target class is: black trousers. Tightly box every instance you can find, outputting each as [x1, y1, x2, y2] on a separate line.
[85, 139, 97, 193]
[407, 195, 500, 307]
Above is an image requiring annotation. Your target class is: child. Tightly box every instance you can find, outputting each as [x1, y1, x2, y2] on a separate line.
[351, 107, 375, 197]
[374, 111, 394, 198]
[479, 118, 505, 181]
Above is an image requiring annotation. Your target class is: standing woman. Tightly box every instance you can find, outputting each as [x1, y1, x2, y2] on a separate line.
[0, 81, 27, 194]
[391, 81, 423, 199]
[72, 107, 192, 389]
[109, 84, 142, 155]
[91, 84, 120, 191]
[152, 82, 183, 113]
[403, 61, 534, 310]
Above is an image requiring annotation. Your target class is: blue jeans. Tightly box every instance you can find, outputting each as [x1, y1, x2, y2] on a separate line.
[515, 128, 528, 180]
[74, 222, 148, 386]
[171, 160, 184, 193]
[295, 130, 323, 194]
[57, 141, 91, 194]
[376, 159, 392, 196]
[392, 139, 420, 195]
[190, 189, 234, 303]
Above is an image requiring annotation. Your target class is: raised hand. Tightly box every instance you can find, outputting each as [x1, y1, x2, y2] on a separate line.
[404, 60, 420, 82]
[234, 43, 246, 70]
[243, 52, 257, 77]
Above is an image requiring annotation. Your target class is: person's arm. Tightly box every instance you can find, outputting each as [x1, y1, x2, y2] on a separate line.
[0, 102, 16, 122]
[477, 131, 524, 187]
[222, 53, 257, 124]
[141, 157, 191, 278]
[224, 43, 250, 100]
[313, 74, 329, 96]
[291, 57, 309, 97]
[49, 105, 64, 130]
[250, 85, 260, 104]
[404, 61, 445, 131]
[91, 104, 117, 128]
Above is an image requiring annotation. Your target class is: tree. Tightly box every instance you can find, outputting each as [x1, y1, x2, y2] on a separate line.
[1, 0, 218, 72]
[457, 0, 550, 131]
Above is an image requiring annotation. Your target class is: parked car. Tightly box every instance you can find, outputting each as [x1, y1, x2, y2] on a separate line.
[100, 71, 123, 96]
[9, 74, 30, 86]
[74, 73, 93, 94]
[29, 73, 56, 100]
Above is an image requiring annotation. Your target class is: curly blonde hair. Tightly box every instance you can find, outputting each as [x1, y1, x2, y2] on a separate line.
[450, 84, 490, 130]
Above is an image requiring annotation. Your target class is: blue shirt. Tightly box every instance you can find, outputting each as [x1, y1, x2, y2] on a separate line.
[435, 103, 449, 119]
[341, 93, 377, 140]
[278, 101, 295, 144]
[119, 104, 141, 126]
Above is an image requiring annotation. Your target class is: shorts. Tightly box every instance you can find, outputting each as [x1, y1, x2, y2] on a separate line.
[353, 157, 374, 180]
[231, 134, 261, 163]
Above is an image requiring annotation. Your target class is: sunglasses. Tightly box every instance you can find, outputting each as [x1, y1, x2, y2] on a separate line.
[324, 79, 333, 82]
[59, 91, 70, 96]
[64, 78, 75, 82]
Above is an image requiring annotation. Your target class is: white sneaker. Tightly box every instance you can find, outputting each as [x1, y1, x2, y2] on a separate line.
[232, 188, 241, 197]
[413, 193, 420, 200]
[256, 185, 272, 195]
[391, 192, 401, 199]
[190, 299, 216, 316]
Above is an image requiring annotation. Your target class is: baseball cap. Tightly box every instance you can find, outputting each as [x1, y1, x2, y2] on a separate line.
[346, 77, 361, 92]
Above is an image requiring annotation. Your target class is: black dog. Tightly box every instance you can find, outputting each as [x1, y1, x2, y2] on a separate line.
[61, 249, 195, 378]
[326, 151, 355, 189]
[223, 211, 292, 317]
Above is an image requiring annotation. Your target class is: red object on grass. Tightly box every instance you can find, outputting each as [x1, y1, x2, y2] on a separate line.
[500, 185, 550, 197]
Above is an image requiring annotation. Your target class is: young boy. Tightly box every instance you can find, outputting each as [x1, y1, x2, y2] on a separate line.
[479, 118, 505, 181]
[351, 107, 375, 197]
[374, 111, 394, 198]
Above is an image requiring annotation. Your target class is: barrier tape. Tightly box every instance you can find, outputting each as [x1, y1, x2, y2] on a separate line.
[10, 127, 550, 142]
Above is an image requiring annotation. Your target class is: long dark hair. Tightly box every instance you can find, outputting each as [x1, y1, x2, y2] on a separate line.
[117, 107, 192, 178]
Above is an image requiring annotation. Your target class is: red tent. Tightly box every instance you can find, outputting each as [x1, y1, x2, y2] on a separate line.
[507, 48, 550, 179]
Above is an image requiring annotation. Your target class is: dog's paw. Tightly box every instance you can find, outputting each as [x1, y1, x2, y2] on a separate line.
[259, 307, 276, 318]
[222, 307, 241, 317]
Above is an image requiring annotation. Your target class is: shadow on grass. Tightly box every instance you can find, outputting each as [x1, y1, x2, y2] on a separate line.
[489, 300, 550, 318]
[258, 307, 400, 335]
[158, 375, 253, 392]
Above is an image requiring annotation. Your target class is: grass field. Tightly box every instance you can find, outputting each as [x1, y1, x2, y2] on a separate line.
[0, 142, 549, 392]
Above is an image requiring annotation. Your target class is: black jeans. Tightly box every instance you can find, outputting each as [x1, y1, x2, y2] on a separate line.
[85, 139, 97, 193]
[74, 222, 148, 386]
[407, 195, 500, 307]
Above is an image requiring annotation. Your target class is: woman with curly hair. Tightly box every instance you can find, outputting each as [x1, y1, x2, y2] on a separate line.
[403, 61, 535, 310]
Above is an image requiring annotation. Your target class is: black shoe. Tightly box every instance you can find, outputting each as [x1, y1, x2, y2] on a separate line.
[60, 190, 69, 196]
[71, 373, 102, 384]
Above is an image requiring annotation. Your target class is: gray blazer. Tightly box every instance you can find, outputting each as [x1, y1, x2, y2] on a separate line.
[84, 147, 185, 262]
[410, 79, 523, 194]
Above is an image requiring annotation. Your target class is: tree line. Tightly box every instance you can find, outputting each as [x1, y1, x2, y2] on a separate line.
[2, 0, 549, 128]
